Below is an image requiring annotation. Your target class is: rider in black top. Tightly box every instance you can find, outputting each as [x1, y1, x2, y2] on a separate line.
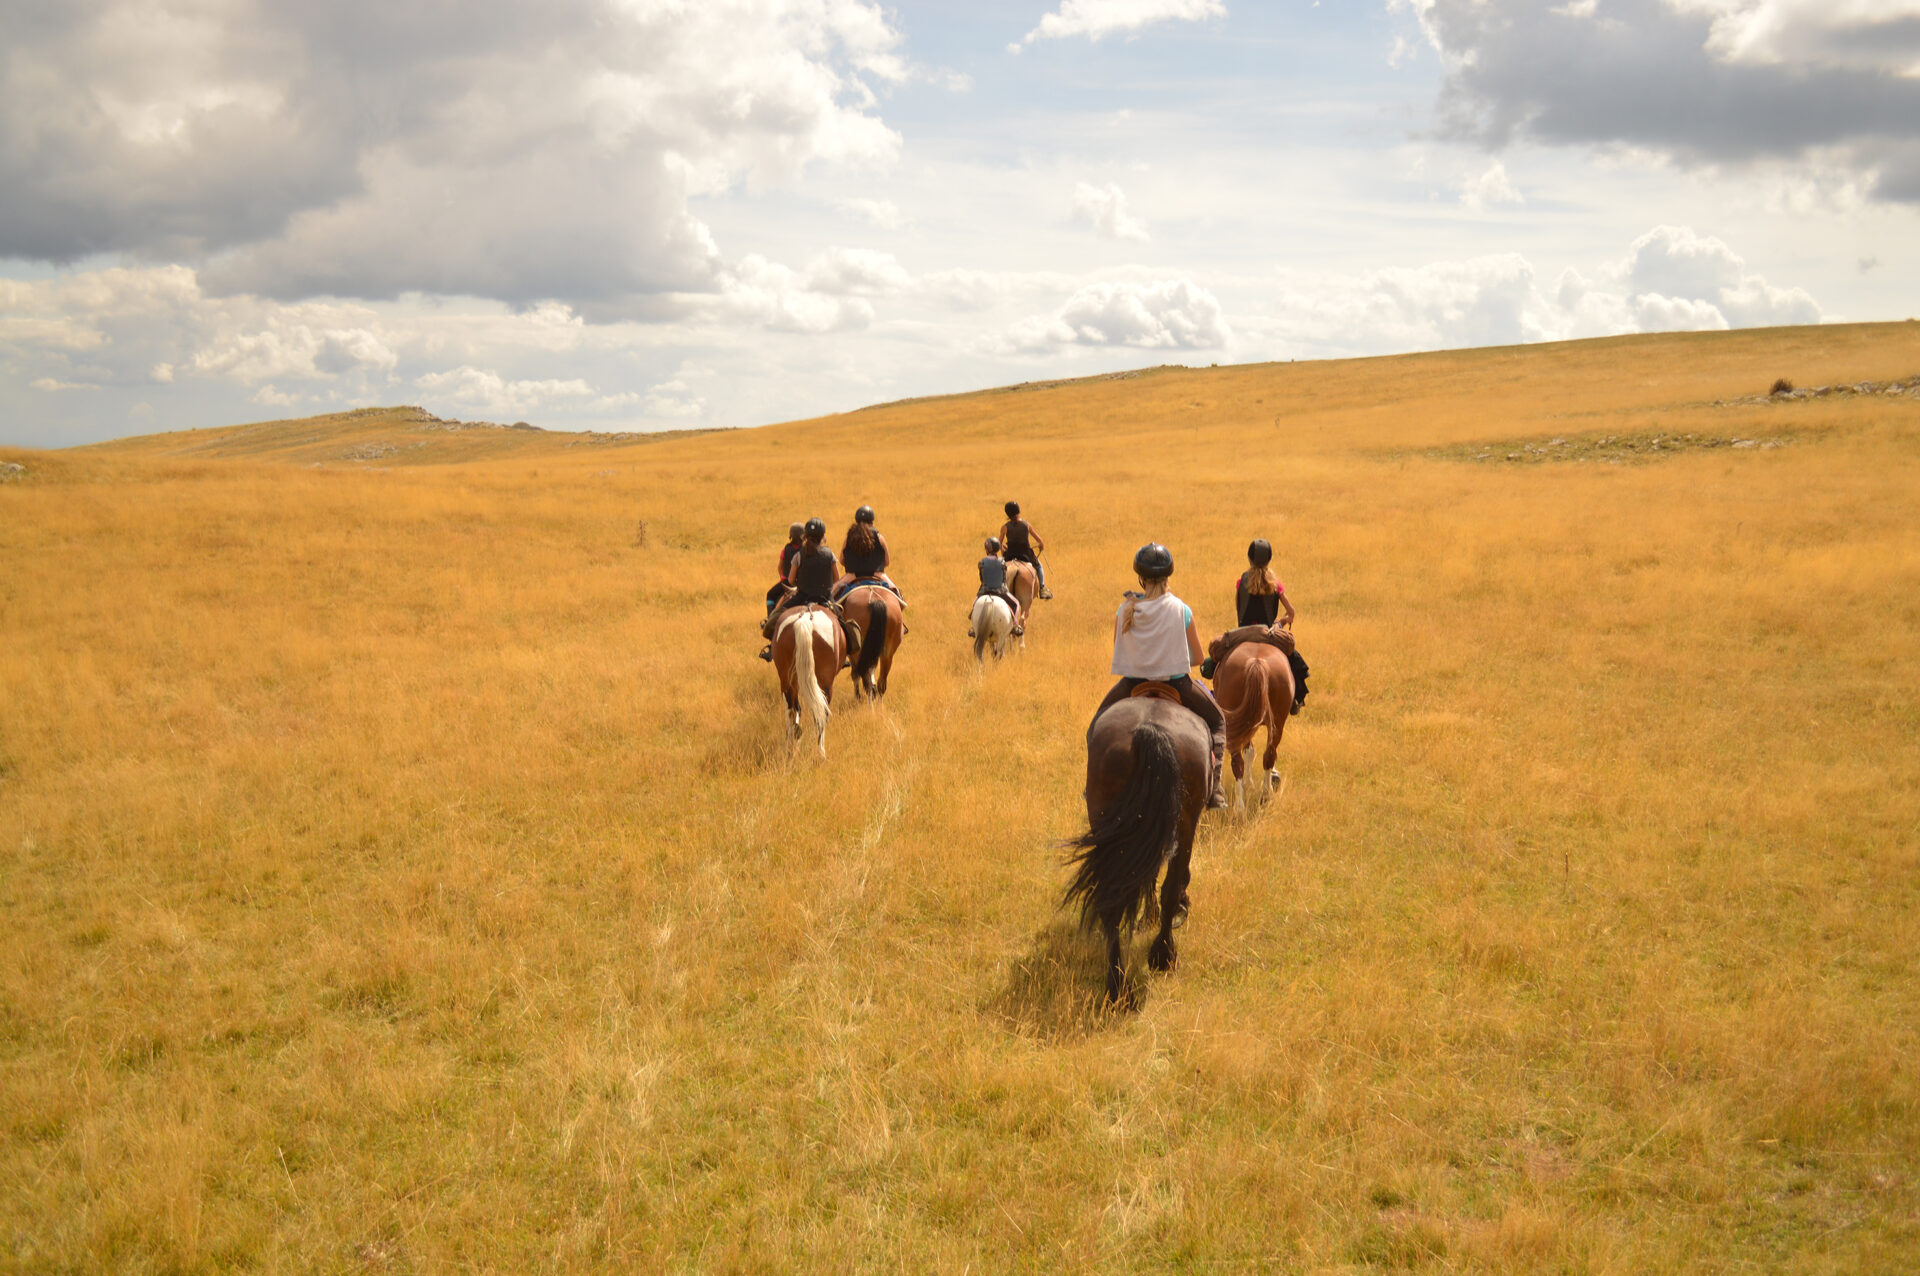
[998, 500, 1052, 600]
[760, 518, 838, 655]
[972, 537, 1025, 635]
[834, 505, 905, 604]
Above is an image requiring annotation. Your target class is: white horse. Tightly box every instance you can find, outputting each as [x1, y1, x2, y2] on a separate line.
[969, 594, 1017, 666]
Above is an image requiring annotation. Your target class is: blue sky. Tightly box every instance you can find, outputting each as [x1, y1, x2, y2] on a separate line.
[4, 0, 1917, 447]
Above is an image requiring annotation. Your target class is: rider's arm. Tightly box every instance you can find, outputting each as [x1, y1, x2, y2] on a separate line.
[1031, 526, 1045, 552]
[1279, 587, 1296, 627]
[878, 533, 891, 571]
[1184, 611, 1204, 667]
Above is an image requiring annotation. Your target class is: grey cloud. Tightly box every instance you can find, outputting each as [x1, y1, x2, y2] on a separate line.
[0, 0, 902, 313]
[1418, 0, 1920, 201]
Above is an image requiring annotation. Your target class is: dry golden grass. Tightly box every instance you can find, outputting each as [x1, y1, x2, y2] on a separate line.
[3, 322, 1919, 1272]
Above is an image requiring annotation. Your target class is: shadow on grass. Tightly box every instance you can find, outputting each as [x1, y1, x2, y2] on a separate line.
[984, 917, 1152, 1037]
[703, 674, 795, 774]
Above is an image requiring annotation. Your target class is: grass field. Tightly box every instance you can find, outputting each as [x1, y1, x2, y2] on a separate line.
[3, 322, 1919, 1272]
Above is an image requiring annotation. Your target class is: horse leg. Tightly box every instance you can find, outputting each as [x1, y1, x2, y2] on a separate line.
[1149, 810, 1198, 970]
[1233, 743, 1253, 817]
[1102, 911, 1126, 1004]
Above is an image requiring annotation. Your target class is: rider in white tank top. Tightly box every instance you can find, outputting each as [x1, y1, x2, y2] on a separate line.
[1111, 592, 1194, 679]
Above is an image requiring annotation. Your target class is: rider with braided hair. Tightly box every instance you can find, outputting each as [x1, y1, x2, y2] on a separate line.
[1088, 543, 1229, 809]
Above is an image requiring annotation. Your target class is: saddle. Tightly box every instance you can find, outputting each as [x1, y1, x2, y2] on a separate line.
[1128, 681, 1184, 706]
[1207, 623, 1294, 668]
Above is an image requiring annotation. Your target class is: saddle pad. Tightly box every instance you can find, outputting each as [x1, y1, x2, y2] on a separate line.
[1128, 681, 1184, 706]
[774, 605, 833, 641]
[1208, 624, 1295, 665]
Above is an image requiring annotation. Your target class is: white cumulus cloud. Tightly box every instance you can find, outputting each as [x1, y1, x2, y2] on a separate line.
[1001, 277, 1229, 353]
[1248, 224, 1823, 358]
[1017, 0, 1228, 47]
[1073, 182, 1152, 240]
[1461, 161, 1524, 210]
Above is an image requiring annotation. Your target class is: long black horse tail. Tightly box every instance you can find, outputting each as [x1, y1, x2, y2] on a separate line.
[852, 597, 888, 681]
[1063, 720, 1185, 933]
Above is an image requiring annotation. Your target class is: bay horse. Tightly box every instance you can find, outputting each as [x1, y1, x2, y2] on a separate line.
[969, 594, 1016, 666]
[772, 605, 844, 756]
[1065, 695, 1210, 1004]
[1004, 559, 1037, 647]
[840, 582, 904, 701]
[1213, 641, 1295, 816]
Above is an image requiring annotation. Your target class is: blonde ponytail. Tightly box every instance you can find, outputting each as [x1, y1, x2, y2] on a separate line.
[1121, 576, 1169, 633]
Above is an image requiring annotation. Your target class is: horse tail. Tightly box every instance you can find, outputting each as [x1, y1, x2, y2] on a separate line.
[1063, 720, 1184, 933]
[970, 596, 992, 662]
[792, 612, 830, 738]
[852, 596, 888, 681]
[1218, 648, 1268, 744]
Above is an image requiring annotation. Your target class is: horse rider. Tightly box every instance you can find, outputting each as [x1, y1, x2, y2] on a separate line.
[759, 517, 837, 659]
[833, 505, 905, 606]
[1203, 538, 1310, 713]
[1088, 543, 1229, 809]
[972, 536, 1025, 636]
[767, 521, 805, 615]
[998, 500, 1052, 600]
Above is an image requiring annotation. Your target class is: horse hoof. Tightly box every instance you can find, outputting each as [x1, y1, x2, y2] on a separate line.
[1148, 937, 1177, 972]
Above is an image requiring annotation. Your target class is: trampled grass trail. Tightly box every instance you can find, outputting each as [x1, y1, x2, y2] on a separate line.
[3, 322, 1919, 1271]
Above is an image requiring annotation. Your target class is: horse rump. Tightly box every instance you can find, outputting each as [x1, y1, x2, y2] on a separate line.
[1063, 719, 1185, 933]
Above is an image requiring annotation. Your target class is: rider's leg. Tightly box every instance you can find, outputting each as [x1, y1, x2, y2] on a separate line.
[1287, 649, 1309, 712]
[1087, 678, 1139, 737]
[1036, 556, 1051, 599]
[1175, 678, 1230, 808]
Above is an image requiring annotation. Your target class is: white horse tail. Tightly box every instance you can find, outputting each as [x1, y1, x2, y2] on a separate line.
[791, 610, 831, 750]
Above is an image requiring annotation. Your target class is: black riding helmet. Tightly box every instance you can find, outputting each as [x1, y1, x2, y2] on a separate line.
[1247, 538, 1273, 566]
[1004, 500, 1020, 517]
[855, 505, 875, 524]
[1133, 542, 1173, 580]
[803, 517, 827, 541]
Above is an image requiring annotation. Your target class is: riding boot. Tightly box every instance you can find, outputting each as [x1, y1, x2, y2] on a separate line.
[1206, 743, 1229, 809]
[1036, 559, 1053, 600]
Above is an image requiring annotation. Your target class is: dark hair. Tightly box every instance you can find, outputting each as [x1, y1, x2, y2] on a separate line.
[1004, 500, 1020, 517]
[844, 521, 880, 560]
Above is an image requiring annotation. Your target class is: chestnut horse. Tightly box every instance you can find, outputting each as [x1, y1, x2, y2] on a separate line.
[1065, 696, 1210, 1003]
[1213, 641, 1295, 816]
[772, 605, 844, 756]
[1004, 559, 1037, 647]
[840, 582, 904, 701]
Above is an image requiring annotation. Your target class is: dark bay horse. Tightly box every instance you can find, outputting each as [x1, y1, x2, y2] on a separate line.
[772, 605, 844, 756]
[1213, 641, 1295, 816]
[1065, 695, 1210, 1003]
[840, 582, 904, 701]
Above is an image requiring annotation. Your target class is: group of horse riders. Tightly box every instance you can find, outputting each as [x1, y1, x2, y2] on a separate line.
[756, 502, 1310, 810]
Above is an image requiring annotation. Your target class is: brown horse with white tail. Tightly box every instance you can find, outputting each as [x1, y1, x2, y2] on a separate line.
[772, 605, 844, 756]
